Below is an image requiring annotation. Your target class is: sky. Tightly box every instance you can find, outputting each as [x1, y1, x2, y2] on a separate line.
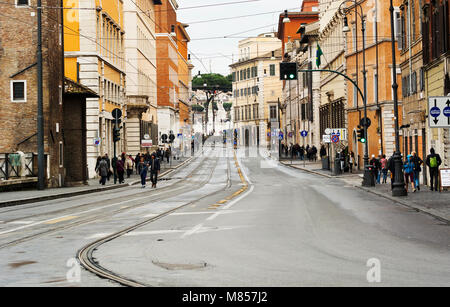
[176, 0, 304, 76]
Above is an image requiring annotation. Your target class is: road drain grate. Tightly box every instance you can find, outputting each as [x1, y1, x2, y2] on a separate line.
[152, 261, 207, 270]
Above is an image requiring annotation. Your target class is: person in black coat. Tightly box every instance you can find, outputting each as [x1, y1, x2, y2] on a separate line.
[149, 153, 161, 188]
[425, 148, 442, 191]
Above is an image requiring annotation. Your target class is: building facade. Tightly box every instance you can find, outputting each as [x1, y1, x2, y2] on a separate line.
[422, 0, 450, 168]
[0, 0, 64, 187]
[155, 0, 179, 144]
[230, 33, 282, 148]
[64, 0, 127, 178]
[318, 0, 347, 160]
[123, 0, 160, 155]
[345, 0, 404, 167]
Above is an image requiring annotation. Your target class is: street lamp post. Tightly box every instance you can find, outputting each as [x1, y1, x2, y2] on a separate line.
[340, 1, 374, 187]
[389, 0, 407, 196]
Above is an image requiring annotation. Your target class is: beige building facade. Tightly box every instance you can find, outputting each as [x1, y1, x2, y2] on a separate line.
[230, 33, 283, 148]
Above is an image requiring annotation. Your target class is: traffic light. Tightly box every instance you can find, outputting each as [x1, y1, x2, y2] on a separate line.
[169, 134, 175, 143]
[357, 125, 366, 143]
[280, 62, 298, 80]
[113, 126, 121, 143]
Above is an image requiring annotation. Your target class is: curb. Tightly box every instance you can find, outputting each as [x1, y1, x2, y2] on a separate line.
[354, 185, 450, 224]
[0, 157, 194, 209]
[280, 161, 333, 178]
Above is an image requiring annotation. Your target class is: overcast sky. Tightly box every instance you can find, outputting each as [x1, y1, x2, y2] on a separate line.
[177, 0, 304, 76]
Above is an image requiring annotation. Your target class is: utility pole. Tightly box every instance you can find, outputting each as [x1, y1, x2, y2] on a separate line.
[37, 0, 45, 190]
[390, 0, 407, 196]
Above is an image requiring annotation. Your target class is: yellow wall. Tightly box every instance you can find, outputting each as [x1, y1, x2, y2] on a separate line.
[65, 57, 78, 81]
[63, 0, 80, 52]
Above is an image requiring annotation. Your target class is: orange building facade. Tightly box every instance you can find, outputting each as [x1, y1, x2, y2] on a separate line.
[345, 0, 404, 167]
[155, 0, 180, 142]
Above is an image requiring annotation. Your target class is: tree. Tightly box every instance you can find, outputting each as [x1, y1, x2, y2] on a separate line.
[192, 73, 232, 91]
[192, 104, 204, 112]
[222, 103, 232, 112]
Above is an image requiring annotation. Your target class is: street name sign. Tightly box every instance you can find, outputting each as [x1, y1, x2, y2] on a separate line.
[429, 97, 450, 128]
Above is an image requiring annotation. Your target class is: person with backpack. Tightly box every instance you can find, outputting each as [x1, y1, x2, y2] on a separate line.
[426, 148, 442, 191]
[411, 151, 423, 191]
[404, 154, 416, 192]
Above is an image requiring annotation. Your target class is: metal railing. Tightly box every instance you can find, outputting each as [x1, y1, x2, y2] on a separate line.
[0, 153, 39, 181]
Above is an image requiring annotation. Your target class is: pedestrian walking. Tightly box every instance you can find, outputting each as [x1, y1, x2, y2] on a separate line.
[403, 154, 416, 192]
[125, 155, 134, 178]
[411, 151, 423, 191]
[380, 154, 388, 184]
[165, 147, 171, 163]
[149, 153, 161, 188]
[388, 155, 395, 190]
[320, 145, 327, 160]
[98, 156, 109, 186]
[116, 157, 125, 184]
[95, 156, 102, 183]
[105, 153, 112, 181]
[349, 152, 355, 173]
[139, 157, 148, 188]
[370, 155, 380, 184]
[425, 148, 442, 191]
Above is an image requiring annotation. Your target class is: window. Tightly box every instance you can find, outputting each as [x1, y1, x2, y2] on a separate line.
[353, 82, 358, 107]
[270, 106, 277, 120]
[59, 142, 64, 168]
[270, 64, 276, 76]
[247, 68, 251, 79]
[16, 0, 29, 7]
[11, 80, 26, 102]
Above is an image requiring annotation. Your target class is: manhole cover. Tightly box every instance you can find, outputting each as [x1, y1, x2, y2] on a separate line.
[152, 261, 207, 270]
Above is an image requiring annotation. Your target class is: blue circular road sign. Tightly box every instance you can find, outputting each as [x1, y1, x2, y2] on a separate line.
[301, 130, 308, 137]
[430, 107, 441, 118]
[443, 107, 450, 117]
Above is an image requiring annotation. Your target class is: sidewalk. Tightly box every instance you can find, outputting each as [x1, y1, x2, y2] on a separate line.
[280, 159, 450, 223]
[0, 156, 191, 208]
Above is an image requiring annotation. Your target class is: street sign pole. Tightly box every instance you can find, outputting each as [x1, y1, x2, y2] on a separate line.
[113, 116, 118, 184]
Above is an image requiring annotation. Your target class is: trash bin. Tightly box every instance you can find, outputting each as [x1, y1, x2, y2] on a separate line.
[322, 157, 330, 170]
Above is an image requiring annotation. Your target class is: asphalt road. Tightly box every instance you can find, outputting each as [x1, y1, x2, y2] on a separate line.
[0, 140, 449, 286]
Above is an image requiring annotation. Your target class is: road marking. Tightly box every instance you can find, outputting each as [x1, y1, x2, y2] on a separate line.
[7, 221, 35, 225]
[181, 223, 203, 238]
[0, 187, 186, 236]
[217, 200, 227, 204]
[170, 211, 213, 216]
[44, 216, 78, 225]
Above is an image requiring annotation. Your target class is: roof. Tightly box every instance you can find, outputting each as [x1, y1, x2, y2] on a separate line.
[64, 78, 99, 98]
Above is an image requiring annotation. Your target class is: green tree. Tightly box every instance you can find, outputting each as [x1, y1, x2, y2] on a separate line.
[192, 73, 232, 91]
[223, 102, 232, 112]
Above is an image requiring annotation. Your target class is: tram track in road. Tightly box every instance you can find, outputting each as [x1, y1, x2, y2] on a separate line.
[0, 152, 221, 250]
[77, 152, 245, 287]
[0, 153, 207, 225]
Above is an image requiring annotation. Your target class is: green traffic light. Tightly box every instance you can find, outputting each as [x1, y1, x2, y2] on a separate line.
[290, 74, 295, 79]
[360, 138, 366, 143]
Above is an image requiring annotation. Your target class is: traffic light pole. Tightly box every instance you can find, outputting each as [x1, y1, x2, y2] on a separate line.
[113, 118, 118, 184]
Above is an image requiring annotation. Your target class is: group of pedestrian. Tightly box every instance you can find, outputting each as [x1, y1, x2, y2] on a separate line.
[282, 143, 318, 161]
[369, 148, 442, 193]
[95, 147, 170, 188]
